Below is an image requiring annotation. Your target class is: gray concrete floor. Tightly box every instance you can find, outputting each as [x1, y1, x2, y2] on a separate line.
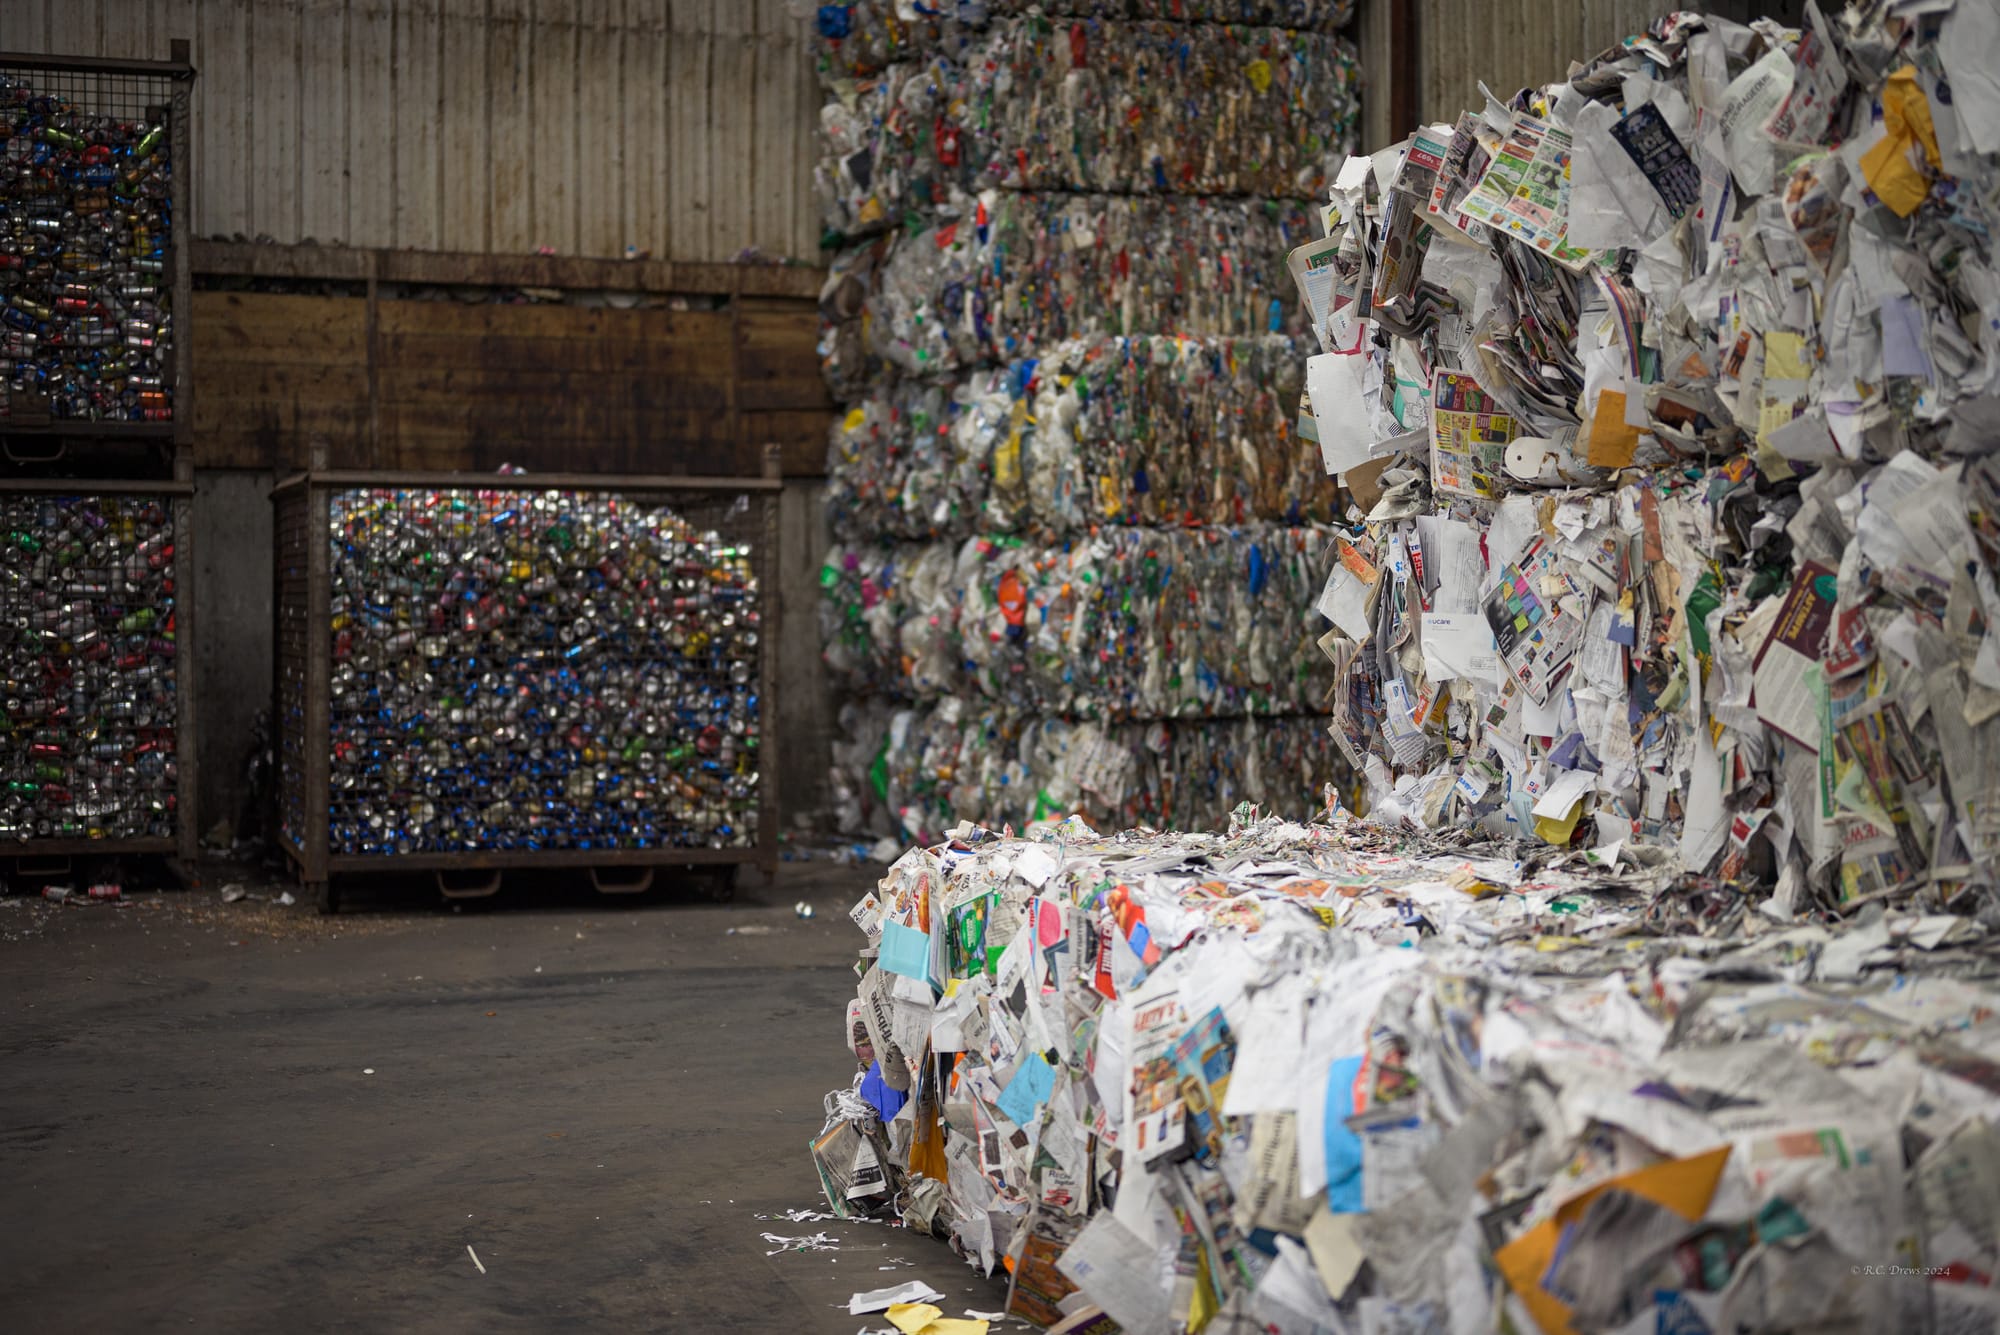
[0, 860, 1009, 1333]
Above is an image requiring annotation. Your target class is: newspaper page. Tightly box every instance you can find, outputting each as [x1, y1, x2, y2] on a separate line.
[1235, 1110, 1314, 1238]
[1454, 113, 1546, 231]
[1372, 127, 1450, 319]
[1496, 121, 1572, 247]
[1751, 561, 1836, 749]
[1482, 536, 1584, 705]
[811, 1118, 887, 1211]
[1127, 976, 1190, 1161]
[1426, 113, 1494, 244]
[1452, 112, 1597, 268]
[1287, 237, 1344, 353]
[1429, 369, 1517, 499]
[1834, 697, 1931, 874]
[1609, 103, 1701, 219]
[1006, 1207, 1083, 1327]
[1763, 0, 1849, 145]
[1719, 47, 1795, 196]
[1168, 1006, 1237, 1163]
[1056, 1212, 1175, 1332]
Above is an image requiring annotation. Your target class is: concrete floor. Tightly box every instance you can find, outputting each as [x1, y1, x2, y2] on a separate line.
[0, 861, 1009, 1333]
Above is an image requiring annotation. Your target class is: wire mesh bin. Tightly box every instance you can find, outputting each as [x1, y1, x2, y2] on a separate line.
[272, 471, 782, 902]
[0, 48, 194, 462]
[0, 478, 196, 858]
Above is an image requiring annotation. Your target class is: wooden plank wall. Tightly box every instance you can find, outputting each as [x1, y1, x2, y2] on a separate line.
[735, 297, 840, 479]
[191, 251, 831, 475]
[1356, 0, 1808, 150]
[0, 0, 821, 264]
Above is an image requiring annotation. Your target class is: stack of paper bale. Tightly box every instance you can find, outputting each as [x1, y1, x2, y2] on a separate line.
[824, 814, 2000, 1331]
[814, 5, 2000, 1332]
[811, 0, 1363, 845]
[1298, 0, 1997, 907]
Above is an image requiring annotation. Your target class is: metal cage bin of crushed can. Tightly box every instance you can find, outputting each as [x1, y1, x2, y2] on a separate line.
[271, 470, 781, 912]
[0, 477, 196, 860]
[0, 47, 195, 466]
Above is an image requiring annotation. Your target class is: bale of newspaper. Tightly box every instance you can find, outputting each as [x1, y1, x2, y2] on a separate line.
[818, 813, 2000, 1332]
[1295, 1, 2000, 914]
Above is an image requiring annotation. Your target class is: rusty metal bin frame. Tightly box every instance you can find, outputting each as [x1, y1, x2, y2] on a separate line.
[0, 476, 197, 861]
[0, 47, 196, 466]
[270, 468, 782, 892]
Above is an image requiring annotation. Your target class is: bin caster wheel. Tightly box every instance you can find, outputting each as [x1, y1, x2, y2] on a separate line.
[314, 881, 339, 915]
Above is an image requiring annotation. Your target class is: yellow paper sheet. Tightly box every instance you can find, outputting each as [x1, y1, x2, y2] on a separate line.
[1585, 389, 1640, 468]
[1532, 805, 1584, 846]
[1187, 1242, 1219, 1332]
[1494, 1145, 1732, 1335]
[887, 1303, 943, 1335]
[883, 1309, 989, 1335]
[1859, 65, 1941, 217]
[1762, 332, 1812, 380]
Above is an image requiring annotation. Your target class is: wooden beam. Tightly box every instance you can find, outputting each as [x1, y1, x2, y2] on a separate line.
[189, 288, 832, 477]
[190, 240, 828, 301]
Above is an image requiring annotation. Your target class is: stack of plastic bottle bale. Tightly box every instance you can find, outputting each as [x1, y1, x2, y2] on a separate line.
[809, 0, 1363, 845]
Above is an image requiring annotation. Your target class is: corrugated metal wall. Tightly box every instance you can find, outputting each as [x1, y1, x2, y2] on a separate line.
[0, 0, 820, 263]
[1357, 0, 1807, 149]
